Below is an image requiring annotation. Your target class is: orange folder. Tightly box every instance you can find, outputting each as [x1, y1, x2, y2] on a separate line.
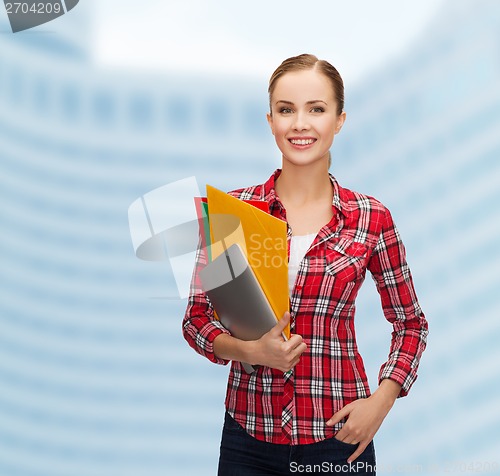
[206, 185, 290, 338]
[194, 198, 270, 264]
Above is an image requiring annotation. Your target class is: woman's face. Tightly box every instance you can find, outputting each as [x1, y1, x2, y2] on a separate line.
[267, 69, 345, 168]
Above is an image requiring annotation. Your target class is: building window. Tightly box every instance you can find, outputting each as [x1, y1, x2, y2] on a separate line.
[60, 83, 80, 123]
[93, 90, 115, 126]
[8, 66, 24, 106]
[130, 94, 153, 130]
[32, 75, 50, 115]
[165, 96, 192, 132]
[242, 102, 268, 137]
[204, 98, 229, 134]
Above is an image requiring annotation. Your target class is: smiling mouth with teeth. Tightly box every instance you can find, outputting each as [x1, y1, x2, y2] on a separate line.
[289, 138, 316, 145]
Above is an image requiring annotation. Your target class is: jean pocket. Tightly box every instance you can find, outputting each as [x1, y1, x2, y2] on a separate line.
[333, 436, 359, 448]
[223, 412, 247, 434]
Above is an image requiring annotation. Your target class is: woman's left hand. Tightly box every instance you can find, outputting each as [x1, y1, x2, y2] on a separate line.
[326, 379, 401, 463]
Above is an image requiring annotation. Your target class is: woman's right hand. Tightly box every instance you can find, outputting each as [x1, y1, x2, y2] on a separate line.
[252, 312, 307, 372]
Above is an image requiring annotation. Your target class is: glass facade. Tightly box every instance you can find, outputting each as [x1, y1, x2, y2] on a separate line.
[1, 2, 499, 475]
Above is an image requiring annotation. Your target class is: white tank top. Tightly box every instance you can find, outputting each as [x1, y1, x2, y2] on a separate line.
[288, 233, 316, 296]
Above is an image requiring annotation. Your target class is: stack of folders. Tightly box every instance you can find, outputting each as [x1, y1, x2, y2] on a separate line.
[195, 185, 290, 373]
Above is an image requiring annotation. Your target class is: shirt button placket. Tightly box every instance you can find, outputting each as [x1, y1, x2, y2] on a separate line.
[281, 372, 295, 442]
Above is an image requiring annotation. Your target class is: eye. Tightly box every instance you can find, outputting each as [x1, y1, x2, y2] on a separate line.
[311, 106, 325, 113]
[279, 107, 293, 114]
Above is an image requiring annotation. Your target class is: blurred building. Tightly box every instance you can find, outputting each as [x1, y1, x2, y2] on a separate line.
[0, 1, 499, 475]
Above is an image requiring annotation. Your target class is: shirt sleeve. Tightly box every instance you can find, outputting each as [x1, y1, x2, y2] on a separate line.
[182, 239, 231, 365]
[367, 207, 429, 397]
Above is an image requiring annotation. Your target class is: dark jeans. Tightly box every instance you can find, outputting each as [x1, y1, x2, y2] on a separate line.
[218, 412, 376, 475]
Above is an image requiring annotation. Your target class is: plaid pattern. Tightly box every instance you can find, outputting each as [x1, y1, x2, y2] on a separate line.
[183, 169, 428, 445]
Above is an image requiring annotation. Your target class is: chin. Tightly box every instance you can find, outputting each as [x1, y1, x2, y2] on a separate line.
[283, 154, 329, 168]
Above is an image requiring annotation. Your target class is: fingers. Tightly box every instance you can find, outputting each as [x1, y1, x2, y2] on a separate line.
[278, 340, 307, 372]
[347, 442, 369, 464]
[271, 312, 290, 336]
[261, 312, 308, 372]
[288, 342, 307, 361]
[326, 404, 351, 427]
[286, 334, 304, 349]
[284, 335, 307, 357]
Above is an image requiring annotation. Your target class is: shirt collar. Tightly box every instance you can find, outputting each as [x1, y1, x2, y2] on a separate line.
[262, 169, 351, 218]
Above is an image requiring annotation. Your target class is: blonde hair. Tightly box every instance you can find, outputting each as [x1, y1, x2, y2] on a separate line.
[268, 53, 344, 116]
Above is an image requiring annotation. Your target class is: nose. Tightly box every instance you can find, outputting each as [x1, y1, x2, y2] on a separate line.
[292, 111, 310, 131]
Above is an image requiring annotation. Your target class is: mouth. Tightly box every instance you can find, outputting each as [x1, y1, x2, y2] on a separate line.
[288, 138, 317, 147]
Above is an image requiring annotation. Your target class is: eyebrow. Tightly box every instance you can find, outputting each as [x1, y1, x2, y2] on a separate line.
[275, 100, 328, 106]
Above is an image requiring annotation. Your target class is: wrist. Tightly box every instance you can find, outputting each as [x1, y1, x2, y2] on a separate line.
[371, 379, 401, 411]
[242, 340, 261, 366]
[214, 334, 256, 364]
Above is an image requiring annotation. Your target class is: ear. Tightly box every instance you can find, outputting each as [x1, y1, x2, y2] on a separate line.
[267, 112, 275, 135]
[335, 111, 347, 134]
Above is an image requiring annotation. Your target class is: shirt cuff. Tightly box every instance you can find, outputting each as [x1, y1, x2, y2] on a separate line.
[378, 362, 417, 398]
[196, 321, 231, 365]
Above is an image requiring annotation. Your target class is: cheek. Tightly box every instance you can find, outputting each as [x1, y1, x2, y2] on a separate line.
[269, 113, 289, 130]
[321, 119, 337, 135]
[272, 120, 287, 136]
[272, 124, 290, 144]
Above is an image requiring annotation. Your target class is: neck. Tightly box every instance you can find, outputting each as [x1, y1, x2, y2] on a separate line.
[275, 160, 332, 206]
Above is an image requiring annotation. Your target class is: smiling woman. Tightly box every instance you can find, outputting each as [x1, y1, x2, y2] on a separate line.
[183, 53, 428, 476]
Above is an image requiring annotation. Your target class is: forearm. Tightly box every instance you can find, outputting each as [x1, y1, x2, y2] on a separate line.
[183, 301, 231, 364]
[378, 319, 427, 396]
[213, 333, 259, 365]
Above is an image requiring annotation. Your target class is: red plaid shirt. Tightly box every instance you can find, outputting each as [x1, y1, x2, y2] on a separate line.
[183, 169, 428, 445]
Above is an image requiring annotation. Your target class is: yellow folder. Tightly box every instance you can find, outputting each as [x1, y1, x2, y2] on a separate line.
[206, 185, 290, 338]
